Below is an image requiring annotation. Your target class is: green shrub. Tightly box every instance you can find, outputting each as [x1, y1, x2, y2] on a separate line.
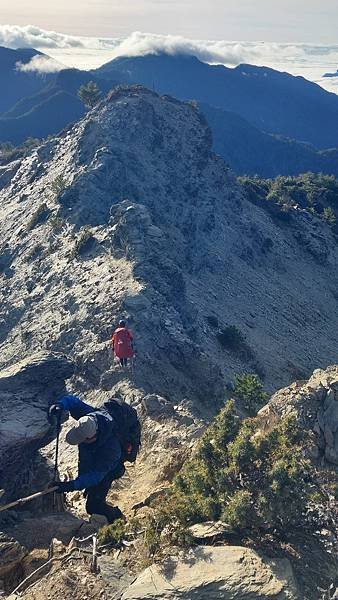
[217, 325, 255, 362]
[98, 519, 126, 545]
[322, 206, 337, 226]
[217, 325, 245, 350]
[221, 490, 254, 529]
[51, 175, 68, 199]
[143, 401, 313, 551]
[233, 373, 268, 415]
[71, 226, 94, 258]
[240, 173, 338, 224]
[48, 215, 66, 231]
[78, 81, 101, 108]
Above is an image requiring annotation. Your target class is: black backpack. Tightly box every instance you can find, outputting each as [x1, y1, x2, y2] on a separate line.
[104, 399, 141, 463]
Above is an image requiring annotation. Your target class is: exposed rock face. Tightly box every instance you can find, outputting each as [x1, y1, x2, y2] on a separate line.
[121, 546, 300, 599]
[0, 533, 26, 579]
[258, 365, 338, 465]
[0, 85, 338, 413]
[0, 353, 74, 498]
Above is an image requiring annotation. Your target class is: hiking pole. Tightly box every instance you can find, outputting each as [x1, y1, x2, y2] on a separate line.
[0, 487, 58, 513]
[53, 410, 64, 511]
[54, 410, 62, 481]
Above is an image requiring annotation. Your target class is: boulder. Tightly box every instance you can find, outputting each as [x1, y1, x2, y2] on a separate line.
[0, 353, 74, 498]
[121, 546, 299, 599]
[0, 533, 26, 578]
[3, 514, 95, 551]
[124, 294, 151, 311]
[188, 521, 234, 543]
[99, 556, 135, 598]
[257, 365, 338, 466]
[141, 394, 175, 420]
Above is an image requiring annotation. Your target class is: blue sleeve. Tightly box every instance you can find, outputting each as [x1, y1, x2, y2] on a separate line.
[73, 470, 109, 490]
[58, 395, 94, 420]
[72, 436, 122, 490]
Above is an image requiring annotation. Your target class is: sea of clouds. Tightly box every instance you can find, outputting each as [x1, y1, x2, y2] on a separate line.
[1, 25, 338, 92]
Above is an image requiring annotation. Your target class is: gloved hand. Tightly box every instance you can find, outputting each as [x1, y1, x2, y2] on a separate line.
[48, 404, 62, 421]
[50, 480, 75, 494]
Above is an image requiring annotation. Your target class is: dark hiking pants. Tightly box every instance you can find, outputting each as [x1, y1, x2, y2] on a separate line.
[85, 464, 125, 523]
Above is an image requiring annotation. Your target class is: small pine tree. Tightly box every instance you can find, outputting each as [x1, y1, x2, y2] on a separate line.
[233, 373, 268, 416]
[77, 81, 101, 109]
[51, 175, 67, 198]
[322, 206, 337, 226]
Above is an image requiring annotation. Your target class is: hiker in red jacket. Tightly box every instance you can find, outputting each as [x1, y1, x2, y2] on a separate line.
[112, 320, 134, 367]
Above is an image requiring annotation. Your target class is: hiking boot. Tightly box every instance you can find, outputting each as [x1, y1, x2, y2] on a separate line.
[106, 505, 126, 524]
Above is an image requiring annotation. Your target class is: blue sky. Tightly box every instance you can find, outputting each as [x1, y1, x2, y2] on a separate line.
[1, 0, 337, 42]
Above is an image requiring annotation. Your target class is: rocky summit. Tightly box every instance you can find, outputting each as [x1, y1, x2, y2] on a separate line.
[0, 85, 338, 405]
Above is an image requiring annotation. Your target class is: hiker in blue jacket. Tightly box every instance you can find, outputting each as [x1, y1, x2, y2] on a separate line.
[49, 395, 125, 523]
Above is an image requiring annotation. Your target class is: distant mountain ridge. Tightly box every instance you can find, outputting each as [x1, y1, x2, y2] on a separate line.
[201, 103, 338, 177]
[2, 47, 338, 178]
[96, 53, 338, 149]
[0, 46, 52, 114]
[0, 47, 115, 144]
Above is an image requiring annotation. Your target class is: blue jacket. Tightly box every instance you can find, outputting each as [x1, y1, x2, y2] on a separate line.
[58, 395, 122, 491]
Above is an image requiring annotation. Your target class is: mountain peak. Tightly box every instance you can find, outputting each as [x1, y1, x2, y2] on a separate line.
[35, 84, 215, 226]
[1, 82, 338, 399]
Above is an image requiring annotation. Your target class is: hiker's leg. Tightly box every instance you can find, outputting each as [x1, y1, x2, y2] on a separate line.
[85, 472, 113, 517]
[85, 470, 124, 523]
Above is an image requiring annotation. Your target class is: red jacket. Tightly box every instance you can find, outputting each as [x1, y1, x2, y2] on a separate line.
[112, 327, 133, 359]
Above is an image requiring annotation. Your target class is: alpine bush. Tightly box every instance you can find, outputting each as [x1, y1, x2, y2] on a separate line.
[51, 175, 68, 199]
[71, 226, 94, 258]
[233, 373, 268, 415]
[240, 172, 338, 226]
[78, 81, 101, 109]
[98, 519, 126, 546]
[217, 325, 245, 350]
[322, 206, 337, 226]
[144, 401, 313, 552]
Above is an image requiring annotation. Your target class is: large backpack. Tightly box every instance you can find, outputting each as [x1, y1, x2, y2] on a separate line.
[104, 398, 141, 463]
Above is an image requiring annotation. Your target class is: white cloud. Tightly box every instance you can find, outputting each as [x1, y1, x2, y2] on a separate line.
[1, 24, 338, 68]
[16, 55, 65, 73]
[0, 24, 89, 49]
[109, 31, 251, 64]
[109, 32, 338, 70]
[2, 25, 338, 92]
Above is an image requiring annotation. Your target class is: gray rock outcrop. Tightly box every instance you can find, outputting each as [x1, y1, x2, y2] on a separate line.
[121, 546, 300, 599]
[0, 353, 74, 498]
[0, 533, 26, 579]
[258, 365, 338, 465]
